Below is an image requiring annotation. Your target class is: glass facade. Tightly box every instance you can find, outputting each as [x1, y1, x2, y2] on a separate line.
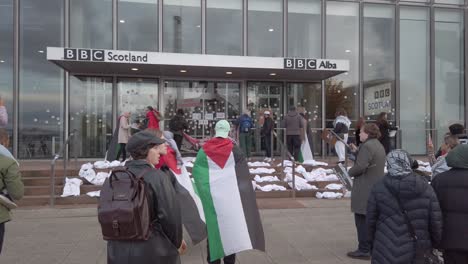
[1, 0, 466, 159]
[287, 0, 321, 58]
[70, 0, 112, 49]
[248, 0, 283, 57]
[206, 0, 243, 55]
[19, 0, 64, 158]
[70, 76, 112, 158]
[435, 9, 465, 147]
[0, 0, 13, 145]
[118, 0, 158, 51]
[163, 0, 201, 54]
[325, 1, 359, 123]
[400, 7, 430, 154]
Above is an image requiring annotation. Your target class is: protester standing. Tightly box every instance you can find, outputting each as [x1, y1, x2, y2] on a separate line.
[117, 112, 131, 161]
[347, 123, 386, 260]
[282, 106, 303, 161]
[106, 131, 185, 264]
[0, 129, 23, 255]
[367, 149, 442, 264]
[261, 111, 274, 161]
[169, 109, 189, 151]
[237, 110, 253, 158]
[333, 108, 351, 163]
[376, 112, 397, 154]
[431, 144, 468, 264]
[146, 106, 161, 130]
[192, 120, 265, 264]
[427, 134, 459, 177]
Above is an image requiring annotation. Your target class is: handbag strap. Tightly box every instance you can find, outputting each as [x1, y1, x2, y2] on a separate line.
[385, 184, 418, 241]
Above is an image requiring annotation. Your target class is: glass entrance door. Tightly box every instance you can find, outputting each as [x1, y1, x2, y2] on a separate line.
[247, 82, 283, 155]
[117, 78, 159, 130]
[162, 80, 240, 150]
[69, 76, 113, 158]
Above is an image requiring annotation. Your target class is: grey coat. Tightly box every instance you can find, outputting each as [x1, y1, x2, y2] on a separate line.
[348, 138, 386, 215]
[281, 111, 303, 136]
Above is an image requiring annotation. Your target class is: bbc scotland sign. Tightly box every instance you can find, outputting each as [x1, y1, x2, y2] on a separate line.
[284, 58, 338, 70]
[63, 48, 149, 63]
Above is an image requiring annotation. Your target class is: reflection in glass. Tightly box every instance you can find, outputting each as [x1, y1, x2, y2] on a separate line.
[363, 4, 395, 123]
[0, 0, 13, 143]
[206, 0, 242, 55]
[163, 0, 201, 54]
[287, 83, 322, 156]
[248, 0, 282, 57]
[287, 0, 321, 58]
[118, 78, 159, 129]
[435, 9, 464, 146]
[434, 0, 463, 4]
[118, 0, 158, 51]
[19, 0, 64, 159]
[70, 76, 112, 158]
[70, 0, 112, 49]
[400, 7, 429, 154]
[326, 1, 359, 123]
[162, 81, 240, 141]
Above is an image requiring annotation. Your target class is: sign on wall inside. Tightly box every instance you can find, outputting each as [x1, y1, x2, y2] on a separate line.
[364, 82, 392, 116]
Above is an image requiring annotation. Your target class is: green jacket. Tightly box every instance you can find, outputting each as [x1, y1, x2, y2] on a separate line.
[0, 156, 24, 223]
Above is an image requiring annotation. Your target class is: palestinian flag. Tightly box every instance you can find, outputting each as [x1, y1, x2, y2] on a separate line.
[192, 137, 265, 262]
[160, 146, 207, 244]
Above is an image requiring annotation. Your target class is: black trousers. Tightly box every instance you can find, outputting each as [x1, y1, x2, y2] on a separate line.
[207, 240, 236, 264]
[116, 143, 126, 161]
[264, 134, 272, 158]
[173, 134, 183, 151]
[0, 222, 5, 255]
[354, 213, 370, 253]
[286, 135, 301, 161]
[444, 250, 468, 264]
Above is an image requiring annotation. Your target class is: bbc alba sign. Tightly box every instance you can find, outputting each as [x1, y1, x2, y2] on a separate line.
[284, 58, 338, 70]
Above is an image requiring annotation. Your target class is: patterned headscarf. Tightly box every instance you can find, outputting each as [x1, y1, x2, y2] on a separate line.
[386, 149, 413, 177]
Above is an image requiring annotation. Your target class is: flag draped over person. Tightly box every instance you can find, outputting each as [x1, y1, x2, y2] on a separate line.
[158, 144, 207, 244]
[192, 135, 265, 262]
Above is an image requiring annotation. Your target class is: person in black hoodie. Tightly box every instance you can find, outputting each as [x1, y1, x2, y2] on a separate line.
[431, 144, 468, 264]
[367, 149, 442, 264]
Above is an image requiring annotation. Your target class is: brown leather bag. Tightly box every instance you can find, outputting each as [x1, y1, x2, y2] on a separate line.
[98, 168, 153, 241]
[321, 129, 337, 145]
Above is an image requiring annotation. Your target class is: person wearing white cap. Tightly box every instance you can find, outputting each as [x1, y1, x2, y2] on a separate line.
[261, 111, 274, 162]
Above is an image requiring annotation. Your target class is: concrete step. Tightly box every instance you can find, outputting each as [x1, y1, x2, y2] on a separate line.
[17, 195, 99, 207]
[21, 169, 80, 178]
[24, 185, 102, 196]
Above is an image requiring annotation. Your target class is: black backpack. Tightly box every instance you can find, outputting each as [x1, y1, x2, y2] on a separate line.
[98, 168, 153, 241]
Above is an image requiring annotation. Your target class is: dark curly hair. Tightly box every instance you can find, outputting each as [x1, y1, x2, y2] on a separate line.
[363, 123, 381, 139]
[130, 143, 157, 160]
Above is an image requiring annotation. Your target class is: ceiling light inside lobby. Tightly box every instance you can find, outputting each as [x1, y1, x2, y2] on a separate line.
[345, 49, 351, 53]
[38, 50, 44, 53]
[226, 71, 232, 75]
[268, 28, 274, 32]
[180, 70, 187, 73]
[0, 60, 4, 63]
[269, 73, 276, 76]
[119, 19, 125, 23]
[131, 68, 138, 71]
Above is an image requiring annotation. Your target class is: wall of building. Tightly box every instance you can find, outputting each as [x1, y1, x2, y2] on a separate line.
[0, 0, 466, 159]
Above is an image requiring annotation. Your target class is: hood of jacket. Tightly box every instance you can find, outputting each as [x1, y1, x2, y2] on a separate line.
[333, 115, 351, 128]
[384, 149, 428, 199]
[287, 111, 298, 117]
[446, 144, 468, 169]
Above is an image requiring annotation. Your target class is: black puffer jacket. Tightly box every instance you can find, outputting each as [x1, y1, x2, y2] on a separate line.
[367, 151, 442, 264]
[431, 144, 468, 251]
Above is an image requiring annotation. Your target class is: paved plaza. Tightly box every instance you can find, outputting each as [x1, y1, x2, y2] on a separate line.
[0, 199, 371, 264]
